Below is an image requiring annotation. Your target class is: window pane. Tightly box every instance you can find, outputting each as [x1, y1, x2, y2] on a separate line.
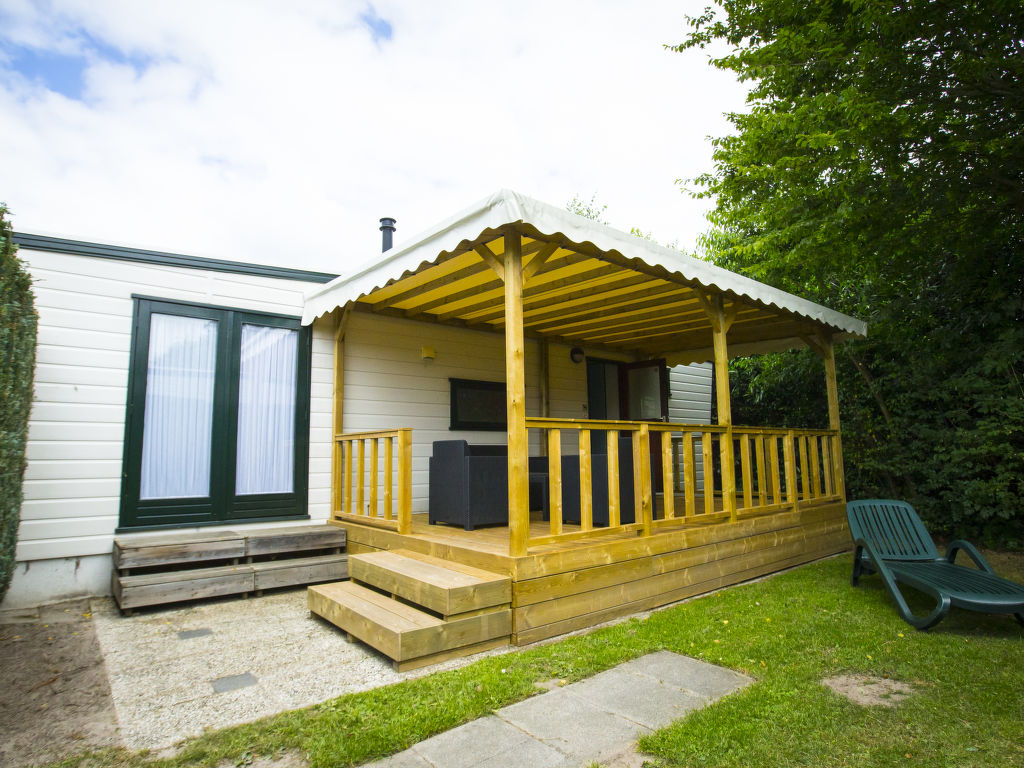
[235, 325, 297, 495]
[140, 314, 218, 499]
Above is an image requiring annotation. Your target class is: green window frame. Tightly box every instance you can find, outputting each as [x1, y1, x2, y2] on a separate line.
[119, 296, 311, 530]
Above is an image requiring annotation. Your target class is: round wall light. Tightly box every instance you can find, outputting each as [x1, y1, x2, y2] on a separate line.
[569, 347, 585, 364]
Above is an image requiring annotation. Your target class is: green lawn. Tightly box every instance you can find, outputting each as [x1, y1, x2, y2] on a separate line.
[52, 551, 1024, 768]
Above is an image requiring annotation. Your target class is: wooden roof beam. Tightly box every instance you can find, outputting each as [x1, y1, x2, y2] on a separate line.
[523, 283, 688, 328]
[370, 261, 495, 311]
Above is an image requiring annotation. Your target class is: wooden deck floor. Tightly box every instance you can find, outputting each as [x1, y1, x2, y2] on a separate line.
[333, 500, 850, 645]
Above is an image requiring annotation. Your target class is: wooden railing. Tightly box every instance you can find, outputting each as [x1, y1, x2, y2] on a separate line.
[526, 418, 842, 547]
[332, 428, 412, 534]
[526, 418, 652, 546]
[330, 422, 842, 551]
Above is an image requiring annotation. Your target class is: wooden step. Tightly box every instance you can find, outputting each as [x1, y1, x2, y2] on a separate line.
[349, 549, 510, 617]
[308, 581, 511, 671]
[252, 553, 348, 590]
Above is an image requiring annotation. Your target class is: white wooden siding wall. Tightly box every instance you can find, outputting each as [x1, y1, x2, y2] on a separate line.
[669, 363, 713, 485]
[668, 363, 713, 423]
[341, 313, 541, 513]
[17, 248, 333, 563]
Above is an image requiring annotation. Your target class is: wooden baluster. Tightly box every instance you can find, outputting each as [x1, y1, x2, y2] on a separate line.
[755, 436, 767, 506]
[548, 429, 563, 536]
[397, 428, 412, 534]
[740, 434, 753, 510]
[821, 435, 833, 497]
[768, 436, 781, 505]
[369, 437, 378, 517]
[661, 431, 675, 519]
[703, 432, 715, 515]
[383, 436, 394, 519]
[634, 423, 652, 536]
[343, 439, 352, 514]
[607, 429, 620, 528]
[799, 435, 811, 501]
[356, 439, 366, 516]
[579, 429, 593, 531]
[683, 432, 696, 517]
[809, 435, 821, 498]
[784, 431, 798, 507]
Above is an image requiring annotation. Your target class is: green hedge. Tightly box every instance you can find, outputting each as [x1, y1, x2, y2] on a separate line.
[0, 205, 37, 603]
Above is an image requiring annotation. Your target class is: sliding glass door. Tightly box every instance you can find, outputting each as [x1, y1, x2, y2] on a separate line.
[120, 298, 310, 529]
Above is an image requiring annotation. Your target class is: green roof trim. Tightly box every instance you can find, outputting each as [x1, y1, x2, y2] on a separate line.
[11, 232, 339, 284]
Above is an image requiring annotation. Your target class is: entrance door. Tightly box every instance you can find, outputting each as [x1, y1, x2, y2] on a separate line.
[120, 298, 311, 529]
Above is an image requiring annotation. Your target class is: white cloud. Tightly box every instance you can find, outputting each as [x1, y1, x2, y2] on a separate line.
[0, 0, 748, 273]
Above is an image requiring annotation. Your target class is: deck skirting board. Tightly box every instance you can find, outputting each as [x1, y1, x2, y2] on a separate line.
[331, 502, 849, 647]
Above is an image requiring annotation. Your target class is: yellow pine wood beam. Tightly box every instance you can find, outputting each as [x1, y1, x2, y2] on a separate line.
[504, 226, 529, 558]
[524, 284, 691, 330]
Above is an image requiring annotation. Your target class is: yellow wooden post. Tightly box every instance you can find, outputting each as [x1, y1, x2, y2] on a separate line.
[397, 428, 412, 534]
[579, 429, 593, 531]
[634, 423, 653, 536]
[702, 432, 715, 515]
[755, 436, 767, 506]
[768, 436, 781, 504]
[548, 429, 562, 536]
[503, 227, 530, 557]
[369, 438, 378, 517]
[607, 429, 620, 527]
[740, 434, 753, 510]
[383, 436, 393, 520]
[799, 435, 811, 501]
[683, 432, 696, 517]
[706, 295, 737, 521]
[822, 339, 846, 501]
[660, 430, 675, 519]
[356, 439, 365, 516]
[784, 430, 798, 507]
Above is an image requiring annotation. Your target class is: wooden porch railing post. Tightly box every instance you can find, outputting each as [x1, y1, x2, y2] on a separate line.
[383, 435, 394, 520]
[660, 430, 675, 519]
[548, 428, 563, 536]
[740, 434, 753, 509]
[683, 432, 696, 517]
[634, 423, 653, 536]
[784, 430, 799, 508]
[502, 227, 530, 558]
[396, 428, 412, 534]
[579, 429, 593, 531]
[607, 429, 620, 528]
[701, 294, 737, 522]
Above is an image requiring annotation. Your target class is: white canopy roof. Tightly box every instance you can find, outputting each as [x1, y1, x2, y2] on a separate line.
[303, 189, 866, 362]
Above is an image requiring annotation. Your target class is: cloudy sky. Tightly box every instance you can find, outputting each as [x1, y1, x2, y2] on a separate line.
[0, 1, 747, 274]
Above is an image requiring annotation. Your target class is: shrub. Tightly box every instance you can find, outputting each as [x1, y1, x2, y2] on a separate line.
[0, 205, 37, 602]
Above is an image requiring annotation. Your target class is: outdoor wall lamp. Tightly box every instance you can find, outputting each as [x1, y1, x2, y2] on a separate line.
[421, 346, 436, 361]
[570, 347, 584, 364]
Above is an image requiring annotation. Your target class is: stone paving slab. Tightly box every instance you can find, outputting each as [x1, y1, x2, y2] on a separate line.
[370, 651, 752, 768]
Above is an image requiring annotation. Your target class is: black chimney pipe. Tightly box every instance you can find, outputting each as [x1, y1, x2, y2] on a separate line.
[379, 217, 396, 252]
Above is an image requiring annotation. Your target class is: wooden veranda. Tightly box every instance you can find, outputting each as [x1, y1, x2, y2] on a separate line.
[302, 190, 866, 665]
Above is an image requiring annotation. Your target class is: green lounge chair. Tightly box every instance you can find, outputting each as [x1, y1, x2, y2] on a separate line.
[847, 499, 1024, 630]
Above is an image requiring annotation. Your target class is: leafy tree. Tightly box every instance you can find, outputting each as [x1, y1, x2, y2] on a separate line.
[675, 0, 1024, 543]
[1, 205, 37, 601]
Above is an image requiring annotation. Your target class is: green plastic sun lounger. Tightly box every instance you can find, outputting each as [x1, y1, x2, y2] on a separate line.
[847, 499, 1024, 630]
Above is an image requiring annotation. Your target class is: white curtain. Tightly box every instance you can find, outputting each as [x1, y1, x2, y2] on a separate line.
[140, 314, 218, 499]
[235, 324, 297, 495]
